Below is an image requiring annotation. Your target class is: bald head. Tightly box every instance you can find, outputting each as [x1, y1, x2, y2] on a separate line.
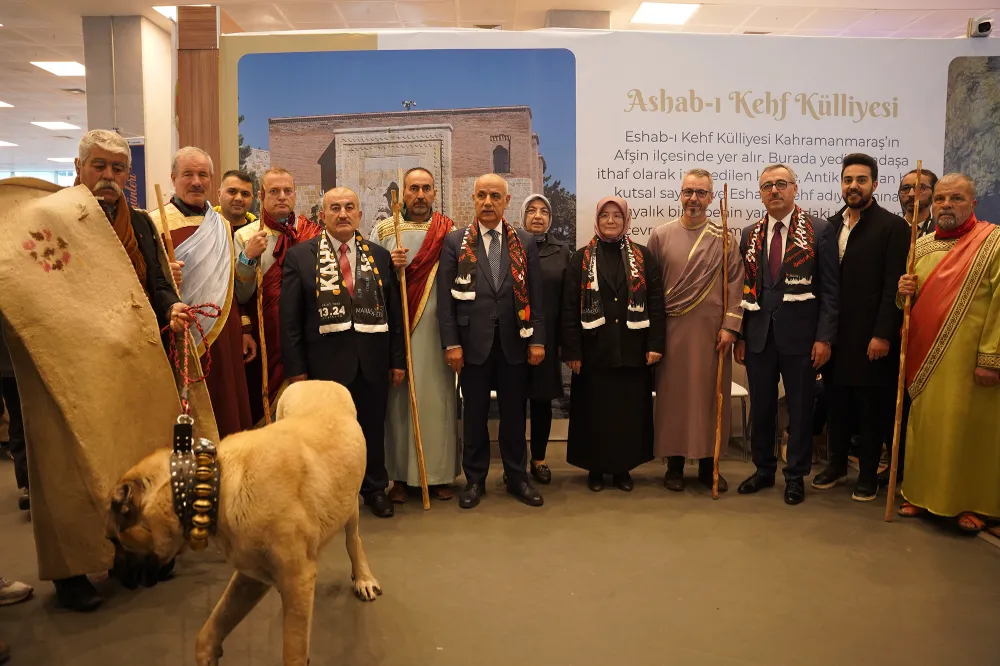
[472, 173, 511, 227]
[932, 172, 977, 231]
[321, 187, 363, 242]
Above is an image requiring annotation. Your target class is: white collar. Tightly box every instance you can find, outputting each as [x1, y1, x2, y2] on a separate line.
[326, 232, 356, 251]
[769, 211, 793, 228]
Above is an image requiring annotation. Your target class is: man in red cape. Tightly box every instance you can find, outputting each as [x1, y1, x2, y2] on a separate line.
[234, 167, 323, 423]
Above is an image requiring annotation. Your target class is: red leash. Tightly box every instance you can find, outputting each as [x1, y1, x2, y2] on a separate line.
[161, 303, 220, 414]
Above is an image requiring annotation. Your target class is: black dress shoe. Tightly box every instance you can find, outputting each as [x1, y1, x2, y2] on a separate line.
[507, 481, 544, 507]
[876, 468, 901, 487]
[664, 468, 685, 492]
[612, 473, 634, 492]
[54, 575, 102, 612]
[459, 483, 485, 509]
[17, 488, 29, 511]
[364, 492, 394, 518]
[737, 472, 775, 495]
[811, 464, 848, 490]
[852, 478, 879, 502]
[587, 472, 604, 492]
[530, 461, 552, 485]
[784, 478, 806, 505]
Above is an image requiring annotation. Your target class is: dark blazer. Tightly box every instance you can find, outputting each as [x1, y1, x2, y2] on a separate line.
[280, 236, 405, 387]
[826, 201, 909, 386]
[529, 234, 571, 400]
[561, 242, 665, 369]
[437, 224, 546, 366]
[739, 211, 839, 356]
[132, 209, 180, 328]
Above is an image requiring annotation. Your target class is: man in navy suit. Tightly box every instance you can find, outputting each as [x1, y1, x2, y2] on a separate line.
[734, 164, 839, 505]
[280, 187, 405, 518]
[437, 173, 546, 509]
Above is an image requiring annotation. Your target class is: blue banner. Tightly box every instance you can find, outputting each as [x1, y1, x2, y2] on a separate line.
[125, 138, 146, 209]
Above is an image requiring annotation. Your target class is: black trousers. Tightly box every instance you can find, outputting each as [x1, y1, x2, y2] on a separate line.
[828, 385, 895, 484]
[460, 328, 529, 486]
[745, 328, 816, 481]
[346, 369, 389, 499]
[1, 376, 28, 489]
[529, 399, 552, 461]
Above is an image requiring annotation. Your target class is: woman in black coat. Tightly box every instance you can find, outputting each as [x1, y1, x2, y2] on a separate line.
[562, 196, 665, 492]
[520, 194, 571, 484]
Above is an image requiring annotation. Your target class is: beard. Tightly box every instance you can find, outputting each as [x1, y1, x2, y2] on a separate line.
[844, 190, 871, 209]
[936, 214, 963, 231]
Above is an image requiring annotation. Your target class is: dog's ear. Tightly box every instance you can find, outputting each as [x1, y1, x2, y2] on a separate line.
[110, 481, 140, 532]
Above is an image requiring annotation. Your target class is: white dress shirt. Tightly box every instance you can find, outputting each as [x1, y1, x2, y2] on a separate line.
[766, 211, 792, 256]
[480, 222, 503, 255]
[328, 232, 356, 277]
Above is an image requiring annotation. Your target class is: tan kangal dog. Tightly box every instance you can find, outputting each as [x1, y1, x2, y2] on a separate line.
[106, 380, 382, 666]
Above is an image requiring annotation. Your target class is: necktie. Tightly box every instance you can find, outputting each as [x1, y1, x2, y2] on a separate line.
[769, 221, 784, 284]
[487, 229, 501, 287]
[339, 243, 354, 297]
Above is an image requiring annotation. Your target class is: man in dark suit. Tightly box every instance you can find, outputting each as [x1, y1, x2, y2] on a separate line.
[280, 187, 405, 518]
[735, 164, 839, 505]
[437, 173, 546, 509]
[812, 154, 909, 501]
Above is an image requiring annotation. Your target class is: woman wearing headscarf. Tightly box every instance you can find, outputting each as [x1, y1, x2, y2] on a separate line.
[562, 197, 665, 491]
[520, 194, 571, 484]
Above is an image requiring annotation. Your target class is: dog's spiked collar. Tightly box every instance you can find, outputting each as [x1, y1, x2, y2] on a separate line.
[170, 415, 220, 551]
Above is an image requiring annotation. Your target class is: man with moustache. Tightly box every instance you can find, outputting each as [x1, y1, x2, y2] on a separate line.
[896, 173, 1000, 533]
[235, 168, 323, 424]
[898, 168, 938, 238]
[648, 169, 744, 493]
[370, 168, 460, 502]
[149, 148, 254, 439]
[1, 129, 195, 611]
[281, 187, 405, 518]
[812, 154, 908, 501]
[735, 164, 839, 505]
[877, 167, 940, 487]
[437, 173, 546, 509]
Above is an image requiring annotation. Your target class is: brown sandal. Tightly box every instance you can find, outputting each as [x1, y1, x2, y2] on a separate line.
[956, 512, 986, 534]
[897, 501, 925, 518]
[430, 485, 454, 501]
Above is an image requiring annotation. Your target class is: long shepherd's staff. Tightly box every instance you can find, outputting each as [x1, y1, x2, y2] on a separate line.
[885, 160, 923, 522]
[392, 167, 430, 510]
[712, 184, 731, 500]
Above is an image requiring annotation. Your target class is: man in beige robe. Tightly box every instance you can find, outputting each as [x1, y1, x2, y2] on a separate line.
[647, 169, 744, 492]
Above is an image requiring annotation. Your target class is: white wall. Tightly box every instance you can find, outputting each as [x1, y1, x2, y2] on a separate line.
[140, 17, 176, 210]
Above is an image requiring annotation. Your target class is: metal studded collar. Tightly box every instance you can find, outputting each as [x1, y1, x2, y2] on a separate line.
[170, 415, 220, 551]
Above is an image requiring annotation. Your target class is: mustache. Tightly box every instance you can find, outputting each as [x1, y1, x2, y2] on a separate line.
[95, 179, 122, 196]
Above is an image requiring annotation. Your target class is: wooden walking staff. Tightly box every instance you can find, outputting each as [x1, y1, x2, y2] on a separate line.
[256, 264, 272, 425]
[392, 167, 430, 510]
[885, 160, 923, 522]
[712, 184, 731, 500]
[154, 184, 177, 262]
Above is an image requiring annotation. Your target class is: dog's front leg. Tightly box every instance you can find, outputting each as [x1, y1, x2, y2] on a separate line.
[346, 505, 382, 600]
[195, 571, 271, 665]
[276, 561, 317, 666]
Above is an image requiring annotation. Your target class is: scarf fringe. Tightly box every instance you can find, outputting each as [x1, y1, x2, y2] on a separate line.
[354, 322, 389, 333]
[627, 320, 650, 330]
[784, 276, 813, 286]
[782, 292, 815, 302]
[519, 327, 534, 339]
[319, 322, 352, 334]
[740, 300, 761, 311]
[451, 289, 476, 301]
[581, 317, 606, 330]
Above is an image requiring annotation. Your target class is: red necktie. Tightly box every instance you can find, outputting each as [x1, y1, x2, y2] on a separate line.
[769, 221, 784, 284]
[339, 243, 354, 297]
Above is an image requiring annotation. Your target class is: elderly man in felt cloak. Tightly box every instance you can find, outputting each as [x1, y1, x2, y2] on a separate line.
[0, 129, 217, 612]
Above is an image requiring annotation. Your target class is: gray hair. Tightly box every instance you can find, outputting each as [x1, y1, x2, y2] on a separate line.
[937, 172, 977, 196]
[683, 168, 714, 190]
[759, 163, 797, 184]
[78, 129, 131, 170]
[171, 146, 214, 177]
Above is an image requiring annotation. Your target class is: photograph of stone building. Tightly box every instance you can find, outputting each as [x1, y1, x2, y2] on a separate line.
[268, 106, 544, 236]
[237, 48, 577, 240]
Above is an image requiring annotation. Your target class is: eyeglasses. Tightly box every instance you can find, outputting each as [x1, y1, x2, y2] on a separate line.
[681, 188, 712, 199]
[598, 212, 624, 222]
[898, 184, 932, 194]
[760, 180, 793, 193]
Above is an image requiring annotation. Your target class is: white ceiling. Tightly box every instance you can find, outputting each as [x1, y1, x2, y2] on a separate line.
[0, 0, 996, 169]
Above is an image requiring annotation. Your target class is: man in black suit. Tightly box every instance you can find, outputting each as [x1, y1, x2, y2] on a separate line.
[280, 187, 405, 518]
[735, 164, 839, 505]
[812, 154, 909, 501]
[437, 173, 546, 509]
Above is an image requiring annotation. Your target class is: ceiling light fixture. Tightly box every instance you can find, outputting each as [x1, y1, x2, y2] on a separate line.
[631, 2, 701, 25]
[32, 121, 81, 130]
[30, 61, 86, 76]
[48, 157, 75, 163]
[0, 141, 17, 147]
[0, 101, 12, 108]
